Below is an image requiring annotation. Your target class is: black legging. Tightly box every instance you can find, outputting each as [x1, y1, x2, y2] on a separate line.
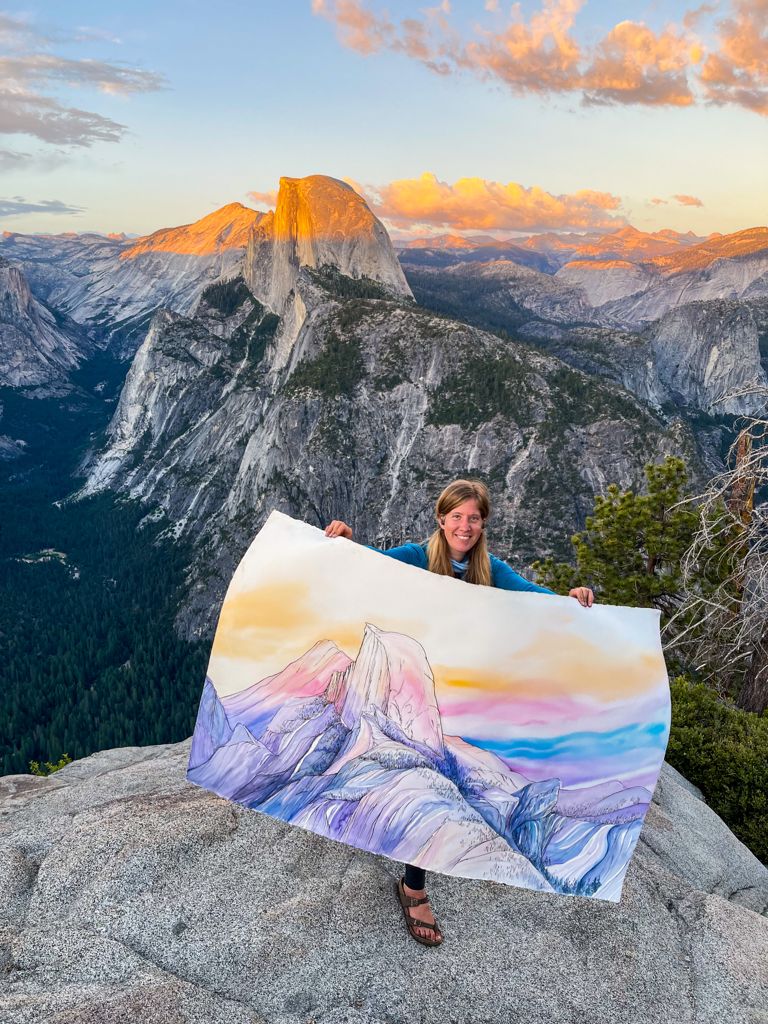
[404, 863, 426, 889]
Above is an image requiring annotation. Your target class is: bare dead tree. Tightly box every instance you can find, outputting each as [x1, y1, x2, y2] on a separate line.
[664, 384, 768, 713]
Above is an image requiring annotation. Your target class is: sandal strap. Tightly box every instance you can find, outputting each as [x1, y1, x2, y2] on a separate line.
[407, 918, 440, 933]
[401, 893, 430, 907]
[398, 879, 430, 907]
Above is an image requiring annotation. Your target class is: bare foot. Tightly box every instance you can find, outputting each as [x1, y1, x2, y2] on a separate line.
[402, 882, 443, 943]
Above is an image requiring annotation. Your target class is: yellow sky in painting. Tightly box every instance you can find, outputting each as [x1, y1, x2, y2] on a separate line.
[207, 512, 667, 706]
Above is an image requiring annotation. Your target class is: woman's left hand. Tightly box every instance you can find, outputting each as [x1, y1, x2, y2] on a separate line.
[569, 586, 594, 607]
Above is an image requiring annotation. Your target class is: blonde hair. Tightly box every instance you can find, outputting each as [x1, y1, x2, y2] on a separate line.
[425, 479, 492, 586]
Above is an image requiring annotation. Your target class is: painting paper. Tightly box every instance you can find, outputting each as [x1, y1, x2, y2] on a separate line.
[187, 511, 671, 901]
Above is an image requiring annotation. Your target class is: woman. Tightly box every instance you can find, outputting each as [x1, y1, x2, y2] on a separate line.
[325, 479, 594, 947]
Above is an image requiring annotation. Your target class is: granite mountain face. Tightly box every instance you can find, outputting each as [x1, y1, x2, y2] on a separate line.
[76, 176, 703, 638]
[0, 257, 94, 394]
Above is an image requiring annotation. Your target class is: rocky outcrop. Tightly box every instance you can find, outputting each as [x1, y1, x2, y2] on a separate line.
[555, 258, 657, 307]
[647, 300, 768, 415]
[245, 175, 412, 317]
[0, 744, 765, 1023]
[0, 257, 93, 392]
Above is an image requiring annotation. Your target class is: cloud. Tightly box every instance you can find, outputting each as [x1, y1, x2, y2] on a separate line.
[311, 0, 395, 55]
[360, 172, 625, 231]
[672, 193, 704, 206]
[0, 93, 126, 146]
[452, 0, 585, 94]
[649, 197, 668, 205]
[311, 0, 768, 116]
[0, 146, 68, 172]
[0, 196, 84, 217]
[700, 0, 768, 114]
[581, 20, 698, 107]
[311, 0, 449, 69]
[0, 15, 166, 147]
[247, 188, 278, 209]
[0, 148, 32, 170]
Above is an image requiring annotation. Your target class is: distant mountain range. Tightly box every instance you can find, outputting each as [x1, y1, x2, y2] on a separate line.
[188, 624, 652, 900]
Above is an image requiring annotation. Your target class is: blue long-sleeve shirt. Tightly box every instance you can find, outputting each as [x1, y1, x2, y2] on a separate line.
[370, 542, 554, 594]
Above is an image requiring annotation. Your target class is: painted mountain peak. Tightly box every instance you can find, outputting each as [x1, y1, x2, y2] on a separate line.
[187, 625, 653, 901]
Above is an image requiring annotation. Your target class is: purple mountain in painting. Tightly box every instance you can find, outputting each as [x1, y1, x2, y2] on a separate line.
[187, 625, 652, 900]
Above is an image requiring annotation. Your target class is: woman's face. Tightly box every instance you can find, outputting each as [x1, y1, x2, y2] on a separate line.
[439, 498, 484, 560]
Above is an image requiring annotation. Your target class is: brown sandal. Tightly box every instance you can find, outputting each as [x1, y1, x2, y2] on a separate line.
[396, 877, 444, 947]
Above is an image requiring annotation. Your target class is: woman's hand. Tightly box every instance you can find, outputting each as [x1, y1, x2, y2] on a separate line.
[569, 586, 594, 607]
[325, 520, 353, 539]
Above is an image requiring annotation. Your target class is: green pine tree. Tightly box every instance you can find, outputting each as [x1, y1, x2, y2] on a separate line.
[533, 456, 699, 616]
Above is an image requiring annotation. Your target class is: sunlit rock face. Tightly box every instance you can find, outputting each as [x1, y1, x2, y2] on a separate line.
[244, 175, 413, 316]
[120, 203, 262, 258]
[555, 259, 657, 307]
[0, 257, 92, 391]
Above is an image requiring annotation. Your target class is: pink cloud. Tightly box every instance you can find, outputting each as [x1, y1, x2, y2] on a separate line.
[672, 193, 704, 206]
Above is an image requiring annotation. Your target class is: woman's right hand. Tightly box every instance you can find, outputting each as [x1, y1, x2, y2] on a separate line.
[325, 520, 353, 539]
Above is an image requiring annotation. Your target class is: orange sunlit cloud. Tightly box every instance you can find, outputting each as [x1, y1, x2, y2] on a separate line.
[360, 172, 624, 232]
[581, 20, 698, 107]
[456, 0, 584, 95]
[673, 193, 704, 206]
[311, 0, 768, 116]
[700, 0, 768, 114]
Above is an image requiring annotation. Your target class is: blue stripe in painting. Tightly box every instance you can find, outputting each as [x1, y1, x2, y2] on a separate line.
[468, 721, 669, 761]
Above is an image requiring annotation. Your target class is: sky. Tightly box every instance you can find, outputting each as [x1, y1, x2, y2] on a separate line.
[208, 513, 670, 790]
[2, 0, 766, 238]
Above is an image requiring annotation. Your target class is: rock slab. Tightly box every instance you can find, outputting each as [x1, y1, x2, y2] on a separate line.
[0, 742, 766, 1024]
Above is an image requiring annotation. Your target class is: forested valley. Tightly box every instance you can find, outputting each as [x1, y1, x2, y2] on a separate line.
[0, 352, 208, 776]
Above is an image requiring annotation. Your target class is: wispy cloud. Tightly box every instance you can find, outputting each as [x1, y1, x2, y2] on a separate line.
[672, 193, 704, 206]
[359, 172, 625, 232]
[649, 193, 704, 208]
[0, 195, 84, 217]
[0, 13, 166, 148]
[312, 0, 767, 116]
[247, 188, 279, 209]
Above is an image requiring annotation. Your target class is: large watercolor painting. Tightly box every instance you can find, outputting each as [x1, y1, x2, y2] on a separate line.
[187, 511, 671, 902]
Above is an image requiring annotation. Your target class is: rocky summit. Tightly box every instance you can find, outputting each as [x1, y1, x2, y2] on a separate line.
[0, 743, 766, 1023]
[0, 257, 92, 392]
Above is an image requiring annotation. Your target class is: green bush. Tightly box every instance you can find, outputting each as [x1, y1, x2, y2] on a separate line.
[667, 676, 768, 864]
[29, 753, 72, 776]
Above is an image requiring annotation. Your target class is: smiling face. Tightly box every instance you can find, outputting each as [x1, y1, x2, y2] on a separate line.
[439, 498, 485, 561]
